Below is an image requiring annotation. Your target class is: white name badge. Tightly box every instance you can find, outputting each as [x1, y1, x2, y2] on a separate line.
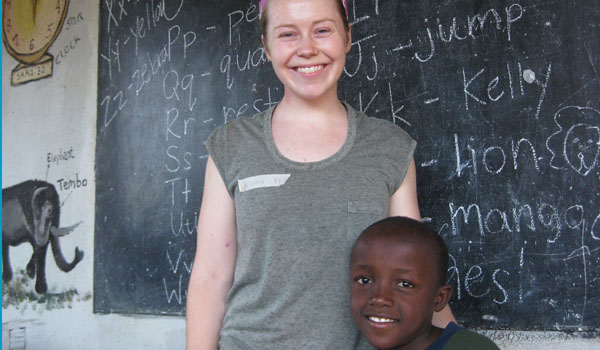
[238, 174, 291, 193]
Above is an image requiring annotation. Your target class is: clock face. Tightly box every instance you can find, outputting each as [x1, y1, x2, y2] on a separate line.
[2, 0, 70, 64]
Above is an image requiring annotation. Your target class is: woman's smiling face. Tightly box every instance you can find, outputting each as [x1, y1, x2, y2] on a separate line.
[262, 0, 351, 102]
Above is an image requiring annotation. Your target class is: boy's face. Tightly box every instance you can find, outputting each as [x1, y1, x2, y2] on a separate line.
[349, 232, 450, 350]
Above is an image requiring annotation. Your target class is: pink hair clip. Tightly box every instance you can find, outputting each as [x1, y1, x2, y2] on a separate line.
[259, 0, 349, 19]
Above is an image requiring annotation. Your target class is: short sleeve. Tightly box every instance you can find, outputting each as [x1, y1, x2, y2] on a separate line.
[355, 110, 417, 195]
[391, 125, 417, 194]
[204, 124, 235, 199]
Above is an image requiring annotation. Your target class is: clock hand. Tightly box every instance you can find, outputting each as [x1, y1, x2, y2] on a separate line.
[31, 0, 39, 23]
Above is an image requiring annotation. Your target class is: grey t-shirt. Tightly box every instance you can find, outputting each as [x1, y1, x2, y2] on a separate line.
[205, 103, 416, 350]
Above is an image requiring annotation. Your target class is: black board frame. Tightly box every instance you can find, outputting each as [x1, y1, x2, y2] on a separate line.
[94, 0, 600, 331]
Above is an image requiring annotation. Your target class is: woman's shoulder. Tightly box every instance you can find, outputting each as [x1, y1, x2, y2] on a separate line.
[214, 109, 268, 133]
[348, 103, 415, 145]
[208, 108, 270, 144]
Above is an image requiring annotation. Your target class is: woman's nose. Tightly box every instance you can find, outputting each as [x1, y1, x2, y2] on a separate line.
[297, 36, 318, 57]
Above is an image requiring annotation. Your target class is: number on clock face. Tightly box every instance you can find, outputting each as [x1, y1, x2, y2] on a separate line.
[2, 0, 69, 63]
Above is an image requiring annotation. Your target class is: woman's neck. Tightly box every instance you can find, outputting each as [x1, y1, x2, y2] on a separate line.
[276, 90, 346, 124]
[270, 90, 349, 163]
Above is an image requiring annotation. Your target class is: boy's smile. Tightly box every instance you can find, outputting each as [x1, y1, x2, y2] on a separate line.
[350, 230, 449, 350]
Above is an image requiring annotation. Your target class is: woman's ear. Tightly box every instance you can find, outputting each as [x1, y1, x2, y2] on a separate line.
[345, 26, 352, 53]
[433, 284, 453, 312]
[262, 34, 271, 61]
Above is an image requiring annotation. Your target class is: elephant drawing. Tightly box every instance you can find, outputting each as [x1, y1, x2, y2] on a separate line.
[2, 180, 84, 294]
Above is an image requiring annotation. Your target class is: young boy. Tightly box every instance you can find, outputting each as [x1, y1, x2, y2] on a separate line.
[349, 216, 500, 350]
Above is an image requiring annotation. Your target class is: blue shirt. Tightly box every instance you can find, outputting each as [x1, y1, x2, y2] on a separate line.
[427, 322, 500, 350]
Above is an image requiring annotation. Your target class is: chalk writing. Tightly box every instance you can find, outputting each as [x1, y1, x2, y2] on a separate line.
[227, 5, 259, 46]
[454, 134, 541, 178]
[547, 106, 600, 176]
[170, 210, 198, 237]
[163, 247, 193, 304]
[462, 62, 551, 117]
[220, 47, 268, 90]
[447, 254, 510, 304]
[393, 3, 524, 63]
[446, 201, 599, 244]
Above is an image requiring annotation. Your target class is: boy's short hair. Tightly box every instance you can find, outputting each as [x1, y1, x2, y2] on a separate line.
[352, 216, 449, 286]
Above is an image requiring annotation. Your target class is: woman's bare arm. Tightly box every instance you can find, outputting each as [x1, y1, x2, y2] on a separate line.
[186, 157, 237, 349]
[388, 157, 457, 328]
[388, 157, 421, 220]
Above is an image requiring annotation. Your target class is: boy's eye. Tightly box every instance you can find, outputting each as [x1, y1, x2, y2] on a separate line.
[355, 276, 372, 285]
[396, 281, 414, 288]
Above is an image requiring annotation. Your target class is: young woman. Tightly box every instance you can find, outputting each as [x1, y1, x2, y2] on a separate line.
[186, 0, 454, 349]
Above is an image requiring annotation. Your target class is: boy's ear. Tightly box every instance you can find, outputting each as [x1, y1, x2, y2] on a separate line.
[433, 284, 453, 312]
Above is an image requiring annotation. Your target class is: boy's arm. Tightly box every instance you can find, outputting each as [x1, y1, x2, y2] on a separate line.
[389, 157, 458, 328]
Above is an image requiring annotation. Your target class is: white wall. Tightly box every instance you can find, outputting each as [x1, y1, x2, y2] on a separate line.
[1, 1, 597, 349]
[1, 2, 184, 349]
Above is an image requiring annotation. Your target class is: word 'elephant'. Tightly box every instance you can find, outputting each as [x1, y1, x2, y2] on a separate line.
[2, 180, 84, 293]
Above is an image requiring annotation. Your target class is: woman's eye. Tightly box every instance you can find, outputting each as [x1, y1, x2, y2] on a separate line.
[315, 28, 331, 35]
[397, 281, 414, 288]
[355, 277, 372, 285]
[279, 32, 295, 38]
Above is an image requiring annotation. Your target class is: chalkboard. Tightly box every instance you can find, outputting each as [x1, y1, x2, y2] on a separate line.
[94, 0, 600, 331]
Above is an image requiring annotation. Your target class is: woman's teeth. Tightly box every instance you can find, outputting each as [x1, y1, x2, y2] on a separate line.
[296, 65, 323, 73]
[368, 316, 396, 323]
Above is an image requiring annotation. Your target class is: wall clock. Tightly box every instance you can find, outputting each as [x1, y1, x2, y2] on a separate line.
[2, 0, 70, 85]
